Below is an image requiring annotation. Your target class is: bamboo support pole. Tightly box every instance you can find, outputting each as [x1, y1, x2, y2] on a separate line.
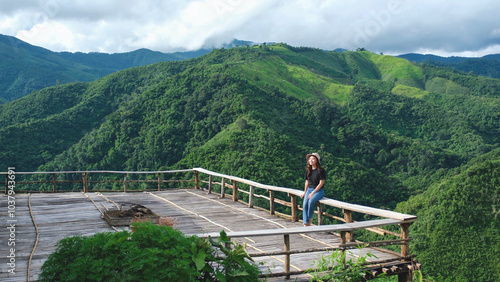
[232, 180, 238, 202]
[343, 209, 354, 242]
[269, 190, 275, 215]
[157, 173, 161, 191]
[208, 175, 212, 194]
[317, 202, 323, 225]
[124, 173, 128, 192]
[398, 223, 411, 282]
[52, 173, 56, 193]
[194, 171, 199, 189]
[290, 194, 298, 222]
[284, 234, 291, 279]
[248, 185, 254, 208]
[340, 231, 347, 265]
[82, 172, 88, 193]
[400, 223, 410, 257]
[220, 178, 225, 198]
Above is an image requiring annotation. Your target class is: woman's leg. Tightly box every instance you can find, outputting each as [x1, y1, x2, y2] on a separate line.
[302, 188, 313, 224]
[306, 189, 324, 224]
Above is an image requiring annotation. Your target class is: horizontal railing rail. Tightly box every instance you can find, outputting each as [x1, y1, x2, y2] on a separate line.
[2, 169, 194, 193]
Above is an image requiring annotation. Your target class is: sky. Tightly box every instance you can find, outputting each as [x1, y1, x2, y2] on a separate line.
[1, 0, 500, 57]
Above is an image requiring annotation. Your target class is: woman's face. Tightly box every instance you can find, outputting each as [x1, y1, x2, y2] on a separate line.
[308, 156, 318, 166]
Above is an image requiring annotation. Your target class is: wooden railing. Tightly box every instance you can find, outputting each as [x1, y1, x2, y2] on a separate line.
[2, 168, 418, 280]
[191, 168, 417, 279]
[2, 169, 193, 193]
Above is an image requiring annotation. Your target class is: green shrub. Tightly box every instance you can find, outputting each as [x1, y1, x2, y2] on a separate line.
[308, 249, 376, 281]
[39, 222, 261, 281]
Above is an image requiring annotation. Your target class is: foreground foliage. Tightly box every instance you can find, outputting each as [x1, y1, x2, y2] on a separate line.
[39, 222, 261, 281]
[308, 249, 376, 281]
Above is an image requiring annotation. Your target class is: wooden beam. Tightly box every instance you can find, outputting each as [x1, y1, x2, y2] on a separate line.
[208, 175, 212, 194]
[220, 178, 225, 198]
[124, 173, 127, 192]
[157, 173, 161, 191]
[343, 209, 354, 242]
[317, 202, 323, 225]
[248, 185, 254, 208]
[340, 231, 347, 265]
[194, 171, 199, 189]
[269, 190, 275, 215]
[398, 222, 411, 282]
[400, 223, 410, 258]
[290, 195, 298, 222]
[232, 180, 238, 202]
[82, 172, 88, 193]
[284, 234, 290, 279]
[52, 173, 56, 193]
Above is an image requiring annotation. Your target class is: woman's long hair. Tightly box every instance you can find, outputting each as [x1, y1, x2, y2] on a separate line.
[306, 156, 323, 177]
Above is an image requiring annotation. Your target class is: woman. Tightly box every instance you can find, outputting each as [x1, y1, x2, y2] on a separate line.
[301, 153, 326, 226]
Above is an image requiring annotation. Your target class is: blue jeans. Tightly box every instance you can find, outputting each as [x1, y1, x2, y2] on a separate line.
[303, 188, 324, 224]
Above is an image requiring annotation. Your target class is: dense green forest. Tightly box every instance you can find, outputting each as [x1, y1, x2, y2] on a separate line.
[1, 43, 499, 280]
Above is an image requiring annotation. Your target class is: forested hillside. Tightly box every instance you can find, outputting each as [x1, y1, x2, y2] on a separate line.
[1, 44, 499, 280]
[0, 34, 209, 103]
[398, 52, 500, 79]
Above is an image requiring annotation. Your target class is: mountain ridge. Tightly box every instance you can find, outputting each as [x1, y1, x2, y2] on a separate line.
[0, 34, 251, 103]
[3, 33, 500, 103]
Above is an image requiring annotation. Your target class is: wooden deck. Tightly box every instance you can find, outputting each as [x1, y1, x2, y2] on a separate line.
[1, 189, 406, 281]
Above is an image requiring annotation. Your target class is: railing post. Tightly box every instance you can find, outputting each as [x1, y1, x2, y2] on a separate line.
[220, 178, 225, 198]
[208, 175, 213, 194]
[343, 209, 354, 242]
[290, 194, 298, 222]
[317, 202, 323, 225]
[82, 172, 88, 193]
[340, 231, 347, 265]
[284, 234, 290, 279]
[157, 173, 161, 191]
[52, 173, 56, 193]
[269, 190, 275, 215]
[399, 223, 411, 282]
[248, 185, 254, 208]
[232, 180, 238, 202]
[194, 171, 199, 189]
[400, 223, 410, 257]
[124, 173, 128, 192]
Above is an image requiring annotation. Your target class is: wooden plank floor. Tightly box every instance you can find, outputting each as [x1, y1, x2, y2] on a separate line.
[0, 189, 401, 281]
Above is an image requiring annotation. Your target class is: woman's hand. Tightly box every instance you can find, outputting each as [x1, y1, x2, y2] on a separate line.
[300, 192, 305, 199]
[308, 191, 315, 199]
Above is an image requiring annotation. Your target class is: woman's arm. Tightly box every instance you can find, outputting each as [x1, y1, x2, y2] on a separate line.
[300, 180, 309, 198]
[307, 179, 325, 199]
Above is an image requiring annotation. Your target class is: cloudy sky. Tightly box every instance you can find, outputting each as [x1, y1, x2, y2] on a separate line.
[1, 0, 500, 57]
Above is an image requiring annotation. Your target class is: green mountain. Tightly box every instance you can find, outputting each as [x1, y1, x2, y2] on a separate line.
[398, 53, 500, 79]
[397, 148, 500, 281]
[1, 44, 499, 280]
[0, 34, 223, 103]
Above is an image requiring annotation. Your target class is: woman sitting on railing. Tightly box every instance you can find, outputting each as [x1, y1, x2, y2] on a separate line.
[300, 153, 326, 227]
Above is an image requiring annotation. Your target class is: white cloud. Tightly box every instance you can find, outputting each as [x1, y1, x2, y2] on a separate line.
[1, 0, 500, 56]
